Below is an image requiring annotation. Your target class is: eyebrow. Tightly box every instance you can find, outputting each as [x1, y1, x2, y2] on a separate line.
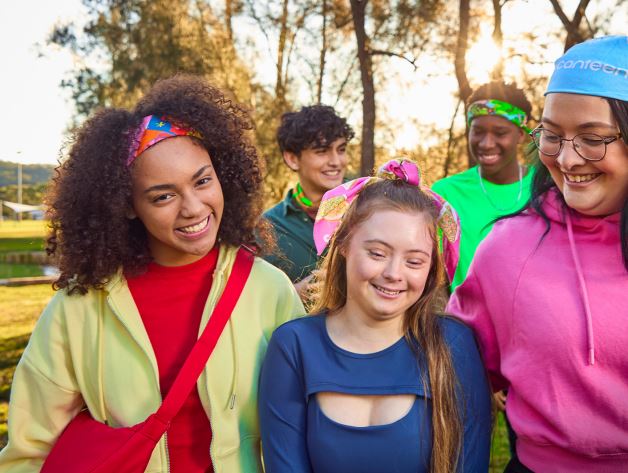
[143, 164, 213, 194]
[364, 239, 431, 256]
[541, 116, 617, 131]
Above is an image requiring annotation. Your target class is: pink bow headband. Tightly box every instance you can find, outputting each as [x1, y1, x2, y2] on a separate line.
[127, 115, 202, 166]
[313, 158, 461, 282]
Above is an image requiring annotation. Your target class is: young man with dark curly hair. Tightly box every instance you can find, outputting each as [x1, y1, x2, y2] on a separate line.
[432, 81, 535, 292]
[263, 105, 354, 296]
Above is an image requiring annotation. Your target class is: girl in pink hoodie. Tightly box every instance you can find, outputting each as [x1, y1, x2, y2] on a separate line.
[448, 36, 628, 473]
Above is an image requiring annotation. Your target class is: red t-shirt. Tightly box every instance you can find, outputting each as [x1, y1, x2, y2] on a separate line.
[127, 247, 219, 473]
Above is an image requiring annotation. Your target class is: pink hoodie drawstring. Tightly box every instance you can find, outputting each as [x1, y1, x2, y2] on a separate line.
[565, 211, 596, 365]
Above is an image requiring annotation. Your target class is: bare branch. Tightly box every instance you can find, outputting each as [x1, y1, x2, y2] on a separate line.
[444, 99, 463, 178]
[548, 0, 572, 29]
[333, 56, 358, 107]
[369, 48, 418, 70]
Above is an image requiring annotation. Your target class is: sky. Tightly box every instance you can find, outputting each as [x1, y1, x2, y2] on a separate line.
[1, 0, 84, 165]
[1, 0, 626, 166]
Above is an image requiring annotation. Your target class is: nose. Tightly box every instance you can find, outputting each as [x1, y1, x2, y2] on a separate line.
[555, 139, 587, 171]
[479, 133, 496, 149]
[180, 191, 205, 219]
[328, 149, 341, 167]
[382, 257, 403, 282]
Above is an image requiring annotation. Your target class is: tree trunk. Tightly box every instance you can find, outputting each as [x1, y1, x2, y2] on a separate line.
[317, 0, 328, 104]
[444, 99, 462, 178]
[276, 0, 290, 102]
[548, 0, 593, 51]
[350, 0, 375, 177]
[225, 0, 234, 42]
[454, 0, 472, 168]
[490, 0, 504, 80]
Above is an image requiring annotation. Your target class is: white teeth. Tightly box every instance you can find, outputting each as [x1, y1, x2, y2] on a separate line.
[565, 173, 600, 183]
[375, 285, 400, 296]
[178, 217, 209, 234]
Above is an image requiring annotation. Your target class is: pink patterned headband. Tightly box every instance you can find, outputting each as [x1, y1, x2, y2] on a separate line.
[127, 115, 202, 166]
[313, 158, 460, 282]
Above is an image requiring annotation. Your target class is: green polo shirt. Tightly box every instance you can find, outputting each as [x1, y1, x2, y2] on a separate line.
[262, 189, 319, 282]
[432, 165, 535, 291]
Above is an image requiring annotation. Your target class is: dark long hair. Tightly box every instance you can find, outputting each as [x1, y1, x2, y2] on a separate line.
[506, 98, 628, 271]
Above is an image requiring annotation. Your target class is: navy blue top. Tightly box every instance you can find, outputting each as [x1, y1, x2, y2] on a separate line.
[259, 314, 491, 473]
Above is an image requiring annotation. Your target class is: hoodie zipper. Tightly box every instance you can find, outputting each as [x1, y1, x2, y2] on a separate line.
[164, 432, 171, 472]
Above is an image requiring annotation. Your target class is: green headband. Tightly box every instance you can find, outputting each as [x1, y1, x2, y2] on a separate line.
[467, 99, 530, 133]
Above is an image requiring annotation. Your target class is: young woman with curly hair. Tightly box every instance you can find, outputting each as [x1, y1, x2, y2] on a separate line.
[0, 75, 303, 472]
[258, 159, 491, 473]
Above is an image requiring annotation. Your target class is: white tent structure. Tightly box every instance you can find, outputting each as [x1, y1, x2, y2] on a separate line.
[1, 201, 45, 221]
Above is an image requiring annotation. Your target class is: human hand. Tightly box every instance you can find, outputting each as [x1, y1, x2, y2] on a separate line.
[494, 390, 507, 411]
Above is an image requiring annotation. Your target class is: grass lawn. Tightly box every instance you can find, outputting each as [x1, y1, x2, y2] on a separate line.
[0, 284, 54, 448]
[0, 238, 45, 254]
[0, 220, 48, 239]
[0, 221, 49, 278]
[0, 284, 512, 470]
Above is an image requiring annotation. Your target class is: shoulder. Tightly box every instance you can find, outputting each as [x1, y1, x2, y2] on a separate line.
[37, 284, 104, 326]
[251, 255, 292, 284]
[263, 192, 293, 223]
[437, 315, 476, 349]
[22, 286, 104, 367]
[263, 200, 285, 222]
[432, 167, 477, 191]
[473, 212, 544, 266]
[271, 313, 324, 345]
[248, 256, 303, 308]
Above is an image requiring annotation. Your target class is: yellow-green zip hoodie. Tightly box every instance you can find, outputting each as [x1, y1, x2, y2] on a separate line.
[0, 246, 304, 472]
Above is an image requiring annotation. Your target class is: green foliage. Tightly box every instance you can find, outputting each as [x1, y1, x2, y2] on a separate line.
[0, 161, 54, 187]
[50, 0, 254, 117]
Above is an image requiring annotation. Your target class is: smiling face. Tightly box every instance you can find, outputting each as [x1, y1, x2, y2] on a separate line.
[283, 137, 348, 203]
[469, 115, 525, 183]
[130, 136, 224, 266]
[540, 93, 628, 216]
[341, 209, 434, 324]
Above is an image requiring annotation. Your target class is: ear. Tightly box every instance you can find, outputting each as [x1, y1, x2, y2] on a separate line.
[338, 242, 347, 258]
[126, 208, 137, 220]
[517, 128, 526, 145]
[282, 151, 300, 172]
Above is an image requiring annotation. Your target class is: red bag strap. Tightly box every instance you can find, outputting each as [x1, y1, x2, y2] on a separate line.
[154, 247, 254, 423]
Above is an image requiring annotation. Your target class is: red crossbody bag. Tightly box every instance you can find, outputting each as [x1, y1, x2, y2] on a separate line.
[41, 247, 254, 472]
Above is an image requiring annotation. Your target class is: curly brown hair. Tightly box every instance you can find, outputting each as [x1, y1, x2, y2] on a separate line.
[47, 74, 269, 294]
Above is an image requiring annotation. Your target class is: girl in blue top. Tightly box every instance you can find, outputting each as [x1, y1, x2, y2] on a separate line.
[259, 159, 491, 473]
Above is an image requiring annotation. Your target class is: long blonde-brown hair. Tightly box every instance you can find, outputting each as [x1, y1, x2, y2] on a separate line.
[311, 179, 462, 473]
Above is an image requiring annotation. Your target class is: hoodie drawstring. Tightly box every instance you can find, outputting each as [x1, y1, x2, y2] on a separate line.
[565, 211, 596, 365]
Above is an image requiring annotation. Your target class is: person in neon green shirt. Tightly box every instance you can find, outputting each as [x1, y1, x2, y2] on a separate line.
[433, 81, 535, 292]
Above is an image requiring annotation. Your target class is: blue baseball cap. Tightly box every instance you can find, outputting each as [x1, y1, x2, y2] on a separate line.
[545, 35, 628, 102]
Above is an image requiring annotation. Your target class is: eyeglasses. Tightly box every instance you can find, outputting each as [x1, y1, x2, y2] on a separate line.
[530, 127, 622, 162]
